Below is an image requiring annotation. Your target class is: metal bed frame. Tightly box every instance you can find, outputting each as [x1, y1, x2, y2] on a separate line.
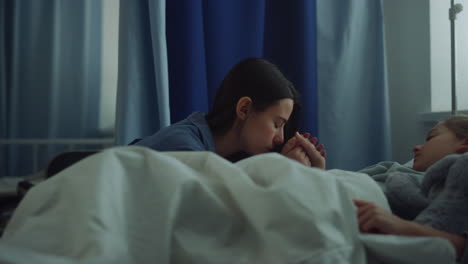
[0, 138, 114, 176]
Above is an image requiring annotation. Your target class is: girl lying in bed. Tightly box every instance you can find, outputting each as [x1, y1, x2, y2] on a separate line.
[355, 115, 468, 261]
[133, 57, 326, 169]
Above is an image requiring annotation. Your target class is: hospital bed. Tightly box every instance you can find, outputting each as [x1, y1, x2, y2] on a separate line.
[0, 138, 111, 238]
[0, 146, 458, 263]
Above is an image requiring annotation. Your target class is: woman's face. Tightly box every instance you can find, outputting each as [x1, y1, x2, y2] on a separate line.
[412, 123, 464, 171]
[240, 98, 294, 155]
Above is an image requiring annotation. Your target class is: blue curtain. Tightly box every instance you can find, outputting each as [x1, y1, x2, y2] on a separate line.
[115, 0, 170, 146]
[0, 0, 102, 177]
[316, 0, 391, 170]
[166, 0, 318, 136]
[165, 0, 389, 169]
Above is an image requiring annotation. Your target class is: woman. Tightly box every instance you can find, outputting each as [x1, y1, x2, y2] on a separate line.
[133, 58, 326, 168]
[356, 115, 468, 261]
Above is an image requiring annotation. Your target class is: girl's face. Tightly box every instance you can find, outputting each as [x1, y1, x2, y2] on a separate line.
[412, 123, 465, 171]
[240, 99, 294, 155]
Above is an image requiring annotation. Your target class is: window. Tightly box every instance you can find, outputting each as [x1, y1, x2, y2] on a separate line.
[430, 0, 467, 111]
[99, 0, 120, 134]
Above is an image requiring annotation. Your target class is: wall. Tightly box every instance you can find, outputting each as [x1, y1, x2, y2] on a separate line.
[383, 0, 432, 163]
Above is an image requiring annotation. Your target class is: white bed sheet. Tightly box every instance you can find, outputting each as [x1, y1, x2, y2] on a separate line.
[0, 146, 456, 263]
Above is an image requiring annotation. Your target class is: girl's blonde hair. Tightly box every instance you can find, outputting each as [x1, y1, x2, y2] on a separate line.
[443, 115, 468, 139]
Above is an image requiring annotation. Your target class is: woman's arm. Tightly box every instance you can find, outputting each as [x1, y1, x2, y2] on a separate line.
[354, 199, 466, 260]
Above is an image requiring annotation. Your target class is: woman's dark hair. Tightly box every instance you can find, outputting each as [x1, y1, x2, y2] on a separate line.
[205, 58, 301, 139]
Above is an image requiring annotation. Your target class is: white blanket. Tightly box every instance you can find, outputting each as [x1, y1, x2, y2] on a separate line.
[0, 147, 456, 263]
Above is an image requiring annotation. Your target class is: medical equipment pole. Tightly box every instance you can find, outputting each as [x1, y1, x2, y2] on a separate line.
[449, 0, 463, 115]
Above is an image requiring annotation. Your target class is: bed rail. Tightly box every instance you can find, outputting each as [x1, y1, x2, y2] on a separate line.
[0, 138, 114, 175]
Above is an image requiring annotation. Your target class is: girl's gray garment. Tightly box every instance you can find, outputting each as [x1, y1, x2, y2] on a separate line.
[358, 161, 427, 220]
[415, 153, 468, 264]
[135, 112, 216, 152]
[361, 153, 468, 263]
[414, 153, 468, 233]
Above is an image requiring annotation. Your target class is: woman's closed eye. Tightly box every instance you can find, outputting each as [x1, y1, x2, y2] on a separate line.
[274, 119, 286, 129]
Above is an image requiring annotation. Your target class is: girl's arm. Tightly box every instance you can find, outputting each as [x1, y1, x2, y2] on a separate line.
[402, 221, 466, 259]
[354, 199, 466, 260]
